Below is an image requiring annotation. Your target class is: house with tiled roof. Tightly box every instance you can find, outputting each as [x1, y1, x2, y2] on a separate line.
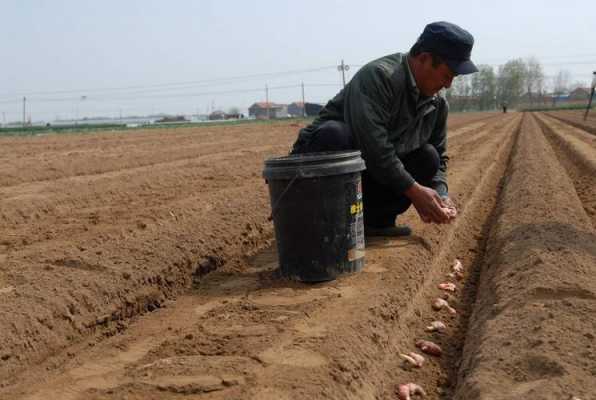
[287, 102, 304, 117]
[248, 102, 288, 119]
[568, 87, 593, 101]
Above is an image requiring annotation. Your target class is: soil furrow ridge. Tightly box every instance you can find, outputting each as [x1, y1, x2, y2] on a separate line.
[454, 113, 596, 399]
[534, 112, 596, 226]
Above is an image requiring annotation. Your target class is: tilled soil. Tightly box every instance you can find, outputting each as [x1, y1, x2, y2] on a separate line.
[1, 112, 595, 399]
[455, 114, 596, 399]
[545, 109, 596, 135]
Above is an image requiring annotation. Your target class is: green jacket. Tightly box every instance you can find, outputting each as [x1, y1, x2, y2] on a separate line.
[292, 53, 449, 197]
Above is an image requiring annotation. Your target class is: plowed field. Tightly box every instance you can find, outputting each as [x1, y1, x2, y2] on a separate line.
[545, 109, 596, 135]
[1, 111, 595, 400]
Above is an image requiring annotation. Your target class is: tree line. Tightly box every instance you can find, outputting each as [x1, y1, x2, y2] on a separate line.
[445, 57, 583, 112]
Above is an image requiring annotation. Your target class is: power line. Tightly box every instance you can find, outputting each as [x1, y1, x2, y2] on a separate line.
[0, 82, 342, 105]
[478, 53, 596, 63]
[541, 60, 596, 66]
[3, 55, 594, 99]
[6, 55, 593, 122]
[0, 66, 337, 100]
[4, 57, 592, 106]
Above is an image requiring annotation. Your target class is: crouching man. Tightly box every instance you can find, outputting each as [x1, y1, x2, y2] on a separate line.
[291, 21, 478, 236]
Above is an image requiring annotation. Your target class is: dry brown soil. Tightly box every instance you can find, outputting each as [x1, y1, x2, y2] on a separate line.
[1, 111, 594, 399]
[545, 109, 596, 135]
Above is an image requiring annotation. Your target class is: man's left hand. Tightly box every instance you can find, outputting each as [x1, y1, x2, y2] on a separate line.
[440, 196, 457, 221]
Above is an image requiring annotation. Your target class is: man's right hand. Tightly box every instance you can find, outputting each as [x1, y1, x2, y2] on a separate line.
[404, 182, 450, 224]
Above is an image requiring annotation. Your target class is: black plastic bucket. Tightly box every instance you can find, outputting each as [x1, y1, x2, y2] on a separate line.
[263, 151, 366, 282]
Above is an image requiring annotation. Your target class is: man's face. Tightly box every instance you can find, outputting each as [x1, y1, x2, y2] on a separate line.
[417, 54, 456, 97]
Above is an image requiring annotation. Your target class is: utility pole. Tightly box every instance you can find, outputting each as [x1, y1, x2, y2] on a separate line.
[78, 95, 86, 126]
[337, 59, 350, 87]
[584, 71, 596, 121]
[22, 97, 26, 127]
[265, 84, 270, 119]
[301, 82, 306, 118]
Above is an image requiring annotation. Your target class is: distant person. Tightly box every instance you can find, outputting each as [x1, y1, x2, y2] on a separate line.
[290, 21, 478, 236]
[502, 102, 508, 113]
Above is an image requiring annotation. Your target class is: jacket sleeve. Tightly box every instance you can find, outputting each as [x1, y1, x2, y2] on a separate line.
[428, 98, 449, 197]
[343, 65, 415, 195]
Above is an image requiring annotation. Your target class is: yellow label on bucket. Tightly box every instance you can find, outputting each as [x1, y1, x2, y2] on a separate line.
[350, 201, 363, 215]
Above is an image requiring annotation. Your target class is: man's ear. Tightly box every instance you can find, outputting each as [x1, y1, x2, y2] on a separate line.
[417, 52, 433, 66]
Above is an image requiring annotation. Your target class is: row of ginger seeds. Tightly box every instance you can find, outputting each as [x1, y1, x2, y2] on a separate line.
[396, 258, 464, 400]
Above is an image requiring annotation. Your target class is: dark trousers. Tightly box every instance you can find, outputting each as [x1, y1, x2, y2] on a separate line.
[292, 120, 439, 227]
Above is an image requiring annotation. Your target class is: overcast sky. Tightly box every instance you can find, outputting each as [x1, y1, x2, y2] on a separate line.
[1, 0, 595, 122]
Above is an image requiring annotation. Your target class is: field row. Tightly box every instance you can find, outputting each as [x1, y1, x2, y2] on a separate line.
[0, 113, 498, 388]
[1, 112, 595, 399]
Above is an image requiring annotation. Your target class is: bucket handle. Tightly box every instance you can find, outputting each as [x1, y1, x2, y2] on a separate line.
[268, 170, 302, 221]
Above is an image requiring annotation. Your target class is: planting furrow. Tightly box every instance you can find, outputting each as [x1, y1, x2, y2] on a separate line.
[0, 180, 274, 388]
[454, 113, 596, 399]
[545, 111, 596, 136]
[0, 114, 512, 399]
[376, 114, 522, 399]
[534, 112, 596, 226]
[0, 147, 280, 251]
[0, 114, 516, 400]
[0, 128, 289, 188]
[0, 115, 494, 188]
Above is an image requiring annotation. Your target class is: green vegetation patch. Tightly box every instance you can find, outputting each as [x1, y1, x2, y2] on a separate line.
[521, 104, 594, 112]
[0, 118, 313, 137]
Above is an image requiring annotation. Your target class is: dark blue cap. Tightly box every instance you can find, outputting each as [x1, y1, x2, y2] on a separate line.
[415, 21, 478, 75]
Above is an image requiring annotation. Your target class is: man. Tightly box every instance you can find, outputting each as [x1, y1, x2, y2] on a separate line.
[291, 21, 478, 236]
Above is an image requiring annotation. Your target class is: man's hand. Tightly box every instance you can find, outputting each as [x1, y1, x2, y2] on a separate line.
[404, 183, 451, 224]
[439, 196, 458, 221]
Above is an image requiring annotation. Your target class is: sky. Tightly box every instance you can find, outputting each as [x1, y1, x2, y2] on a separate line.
[1, 0, 595, 123]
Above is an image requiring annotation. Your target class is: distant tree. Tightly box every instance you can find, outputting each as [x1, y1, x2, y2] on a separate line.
[569, 81, 589, 91]
[446, 74, 472, 111]
[553, 70, 571, 95]
[227, 106, 240, 115]
[471, 65, 497, 110]
[524, 57, 545, 105]
[552, 69, 571, 106]
[496, 59, 526, 107]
